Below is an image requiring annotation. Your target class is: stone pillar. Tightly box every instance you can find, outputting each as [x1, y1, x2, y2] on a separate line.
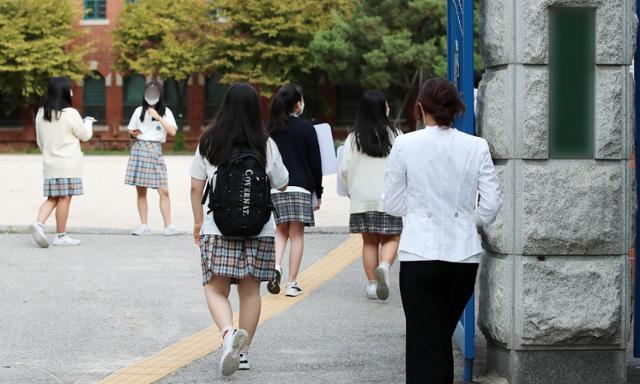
[477, 1, 635, 383]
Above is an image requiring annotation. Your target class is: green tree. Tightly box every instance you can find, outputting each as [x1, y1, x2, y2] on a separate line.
[310, 0, 448, 125]
[208, 0, 354, 95]
[113, 0, 213, 145]
[0, 0, 89, 109]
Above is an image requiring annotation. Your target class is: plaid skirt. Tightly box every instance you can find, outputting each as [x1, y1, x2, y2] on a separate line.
[125, 140, 168, 189]
[43, 178, 83, 197]
[349, 211, 403, 235]
[271, 191, 315, 227]
[200, 234, 276, 285]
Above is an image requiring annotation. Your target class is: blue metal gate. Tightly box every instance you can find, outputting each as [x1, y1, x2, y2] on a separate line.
[447, 0, 476, 382]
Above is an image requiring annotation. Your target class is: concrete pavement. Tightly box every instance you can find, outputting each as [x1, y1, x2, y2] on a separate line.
[0, 232, 483, 384]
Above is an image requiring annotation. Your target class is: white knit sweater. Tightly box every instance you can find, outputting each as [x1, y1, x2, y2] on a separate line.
[338, 129, 401, 214]
[35, 107, 92, 179]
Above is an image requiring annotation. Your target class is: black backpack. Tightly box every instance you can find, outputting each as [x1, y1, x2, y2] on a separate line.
[201, 147, 272, 237]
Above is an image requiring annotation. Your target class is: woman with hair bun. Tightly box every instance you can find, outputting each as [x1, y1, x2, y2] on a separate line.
[383, 78, 503, 384]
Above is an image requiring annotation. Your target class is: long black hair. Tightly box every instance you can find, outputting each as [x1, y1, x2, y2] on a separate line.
[351, 90, 396, 157]
[268, 84, 303, 133]
[43, 77, 73, 122]
[199, 83, 267, 166]
[140, 80, 166, 122]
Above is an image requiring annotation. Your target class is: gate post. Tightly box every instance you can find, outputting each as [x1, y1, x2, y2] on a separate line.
[476, 0, 635, 382]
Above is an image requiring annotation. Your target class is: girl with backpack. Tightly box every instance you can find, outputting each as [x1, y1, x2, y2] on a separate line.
[190, 83, 288, 377]
[266, 84, 323, 297]
[29, 77, 93, 248]
[338, 90, 402, 300]
[125, 80, 184, 236]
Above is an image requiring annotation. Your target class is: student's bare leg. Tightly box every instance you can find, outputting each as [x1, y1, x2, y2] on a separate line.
[136, 186, 148, 224]
[37, 197, 58, 224]
[362, 233, 380, 281]
[380, 234, 401, 266]
[287, 222, 305, 282]
[275, 222, 289, 268]
[203, 277, 233, 333]
[54, 196, 72, 233]
[237, 278, 261, 353]
[158, 187, 172, 227]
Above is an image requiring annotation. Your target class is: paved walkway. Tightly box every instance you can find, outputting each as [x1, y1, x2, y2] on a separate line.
[0, 233, 482, 384]
[0, 155, 350, 232]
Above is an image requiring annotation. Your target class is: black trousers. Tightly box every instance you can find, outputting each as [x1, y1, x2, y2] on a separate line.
[400, 260, 478, 384]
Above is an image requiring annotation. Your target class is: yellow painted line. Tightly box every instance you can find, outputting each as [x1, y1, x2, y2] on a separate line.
[97, 234, 362, 384]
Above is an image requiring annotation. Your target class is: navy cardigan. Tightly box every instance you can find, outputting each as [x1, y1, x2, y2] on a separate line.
[268, 116, 323, 199]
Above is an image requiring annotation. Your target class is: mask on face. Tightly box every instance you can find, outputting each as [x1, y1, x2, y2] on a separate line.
[386, 108, 390, 118]
[70, 90, 74, 98]
[298, 102, 305, 116]
[144, 85, 161, 107]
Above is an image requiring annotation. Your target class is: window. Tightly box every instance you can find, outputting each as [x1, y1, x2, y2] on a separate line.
[122, 74, 145, 125]
[204, 75, 229, 123]
[83, 72, 105, 125]
[163, 79, 188, 122]
[549, 8, 595, 158]
[0, 93, 20, 128]
[83, 0, 106, 20]
[336, 85, 363, 126]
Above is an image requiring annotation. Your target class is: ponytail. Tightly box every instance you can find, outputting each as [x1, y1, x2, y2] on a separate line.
[268, 84, 303, 133]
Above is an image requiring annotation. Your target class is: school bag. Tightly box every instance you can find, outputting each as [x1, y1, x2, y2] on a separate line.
[201, 147, 272, 237]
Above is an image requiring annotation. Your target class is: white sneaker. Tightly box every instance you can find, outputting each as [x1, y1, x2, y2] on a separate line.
[29, 223, 49, 248]
[366, 281, 378, 300]
[220, 329, 248, 376]
[285, 282, 303, 297]
[132, 225, 152, 236]
[375, 263, 390, 300]
[163, 224, 186, 236]
[239, 352, 250, 370]
[52, 234, 81, 246]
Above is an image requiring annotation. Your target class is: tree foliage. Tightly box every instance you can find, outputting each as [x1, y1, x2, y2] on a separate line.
[310, 0, 448, 94]
[0, 0, 89, 106]
[113, 0, 212, 83]
[208, 0, 355, 95]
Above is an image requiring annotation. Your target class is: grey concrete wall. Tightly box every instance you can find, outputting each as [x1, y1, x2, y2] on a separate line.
[477, 0, 635, 382]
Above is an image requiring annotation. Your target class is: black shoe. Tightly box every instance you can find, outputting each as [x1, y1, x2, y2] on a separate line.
[267, 268, 281, 294]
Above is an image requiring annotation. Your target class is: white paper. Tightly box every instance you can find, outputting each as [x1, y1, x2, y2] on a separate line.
[313, 123, 338, 176]
[335, 145, 349, 197]
[83, 117, 95, 131]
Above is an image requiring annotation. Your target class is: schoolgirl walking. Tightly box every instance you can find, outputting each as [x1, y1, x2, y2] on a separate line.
[125, 80, 184, 236]
[29, 77, 93, 247]
[266, 84, 323, 297]
[339, 90, 402, 300]
[190, 83, 288, 377]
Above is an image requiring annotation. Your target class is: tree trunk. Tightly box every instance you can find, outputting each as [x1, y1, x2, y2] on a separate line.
[393, 70, 420, 129]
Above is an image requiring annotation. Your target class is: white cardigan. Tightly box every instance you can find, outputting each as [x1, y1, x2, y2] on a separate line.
[383, 126, 502, 263]
[338, 129, 400, 214]
[36, 107, 92, 179]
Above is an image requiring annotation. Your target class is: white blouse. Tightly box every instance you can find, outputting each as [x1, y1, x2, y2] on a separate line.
[383, 126, 502, 263]
[127, 106, 177, 143]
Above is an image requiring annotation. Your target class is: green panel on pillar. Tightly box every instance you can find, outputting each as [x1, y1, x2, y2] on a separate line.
[549, 8, 595, 158]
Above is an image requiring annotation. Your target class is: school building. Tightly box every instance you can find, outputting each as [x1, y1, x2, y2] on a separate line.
[0, 0, 387, 150]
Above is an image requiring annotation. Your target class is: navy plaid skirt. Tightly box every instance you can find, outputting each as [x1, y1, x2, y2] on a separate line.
[200, 234, 276, 285]
[125, 140, 168, 189]
[43, 178, 83, 197]
[271, 191, 315, 227]
[349, 211, 403, 235]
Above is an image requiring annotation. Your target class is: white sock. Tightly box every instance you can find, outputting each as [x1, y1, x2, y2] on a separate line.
[379, 261, 391, 269]
[221, 325, 234, 340]
[57, 233, 66, 238]
[275, 265, 282, 273]
[368, 280, 377, 285]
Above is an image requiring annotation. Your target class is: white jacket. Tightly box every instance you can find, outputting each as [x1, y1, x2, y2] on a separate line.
[383, 126, 502, 263]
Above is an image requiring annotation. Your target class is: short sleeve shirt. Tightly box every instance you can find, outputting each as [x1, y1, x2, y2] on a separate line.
[190, 138, 289, 236]
[127, 106, 177, 143]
